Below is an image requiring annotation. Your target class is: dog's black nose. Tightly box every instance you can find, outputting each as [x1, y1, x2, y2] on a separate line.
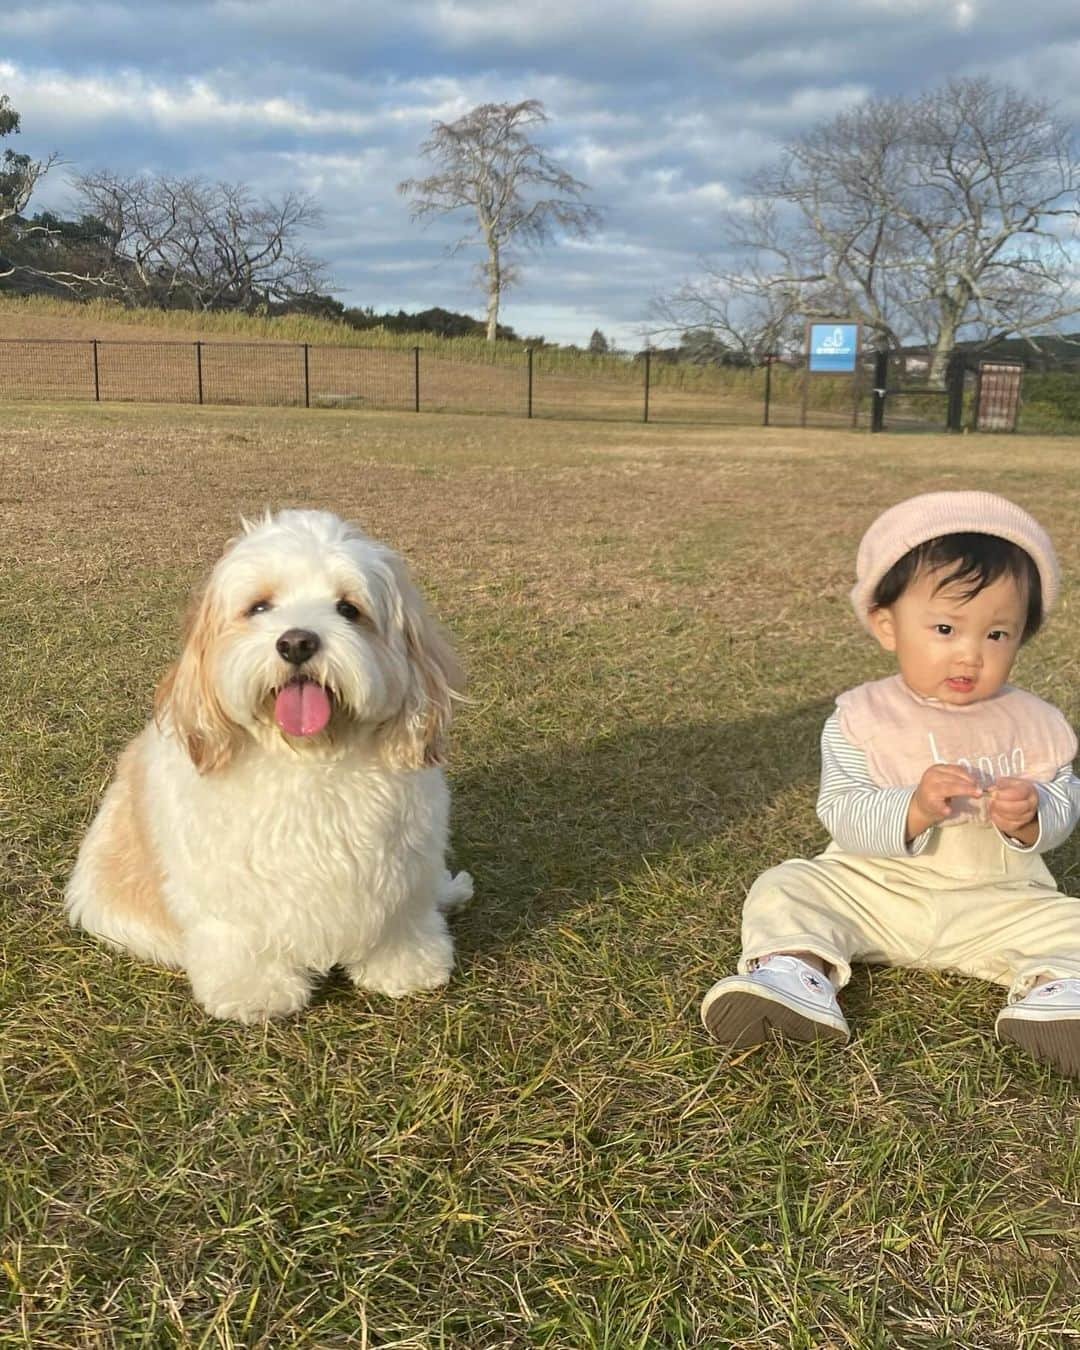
[276, 628, 321, 666]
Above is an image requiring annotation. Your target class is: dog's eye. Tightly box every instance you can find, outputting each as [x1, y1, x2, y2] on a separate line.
[336, 600, 362, 622]
[246, 599, 273, 616]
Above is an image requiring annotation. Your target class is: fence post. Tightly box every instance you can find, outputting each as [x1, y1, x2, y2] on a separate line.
[303, 343, 310, 409]
[414, 346, 421, 412]
[762, 355, 773, 426]
[643, 350, 651, 423]
[870, 349, 889, 433]
[970, 364, 984, 433]
[195, 342, 203, 405]
[526, 347, 533, 419]
[91, 339, 100, 402]
[945, 354, 964, 433]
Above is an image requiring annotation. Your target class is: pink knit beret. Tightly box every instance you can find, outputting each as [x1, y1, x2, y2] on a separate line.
[850, 491, 1059, 631]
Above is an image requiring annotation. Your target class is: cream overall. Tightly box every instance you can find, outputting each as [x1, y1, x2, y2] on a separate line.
[739, 822, 1080, 996]
[740, 677, 1080, 998]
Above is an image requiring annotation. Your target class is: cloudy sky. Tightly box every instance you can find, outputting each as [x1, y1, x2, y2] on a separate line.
[3, 1, 1079, 346]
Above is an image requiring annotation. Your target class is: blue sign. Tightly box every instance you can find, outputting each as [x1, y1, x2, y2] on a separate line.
[808, 322, 859, 373]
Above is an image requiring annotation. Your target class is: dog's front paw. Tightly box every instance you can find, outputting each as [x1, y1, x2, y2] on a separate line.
[350, 963, 453, 999]
[347, 918, 454, 998]
[190, 965, 313, 1024]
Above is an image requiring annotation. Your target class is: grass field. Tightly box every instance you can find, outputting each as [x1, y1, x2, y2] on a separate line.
[3, 402, 1080, 1348]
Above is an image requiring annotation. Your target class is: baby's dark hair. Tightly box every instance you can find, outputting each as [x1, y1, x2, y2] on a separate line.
[871, 532, 1043, 642]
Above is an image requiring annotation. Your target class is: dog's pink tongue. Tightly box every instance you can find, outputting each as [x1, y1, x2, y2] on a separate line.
[274, 682, 332, 737]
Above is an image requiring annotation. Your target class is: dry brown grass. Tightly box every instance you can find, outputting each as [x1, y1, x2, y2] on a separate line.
[5, 404, 1079, 639]
[0, 307, 239, 344]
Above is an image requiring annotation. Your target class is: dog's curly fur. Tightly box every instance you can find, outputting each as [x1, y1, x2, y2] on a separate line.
[66, 509, 472, 1022]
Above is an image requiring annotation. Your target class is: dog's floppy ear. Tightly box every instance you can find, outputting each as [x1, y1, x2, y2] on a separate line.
[154, 581, 239, 774]
[379, 554, 463, 770]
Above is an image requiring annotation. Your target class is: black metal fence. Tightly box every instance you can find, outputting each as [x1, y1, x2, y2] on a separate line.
[0, 337, 790, 424]
[0, 336, 1070, 432]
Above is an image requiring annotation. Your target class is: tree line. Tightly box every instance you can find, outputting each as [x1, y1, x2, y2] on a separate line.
[3, 81, 1080, 377]
[654, 77, 1080, 383]
[0, 95, 598, 347]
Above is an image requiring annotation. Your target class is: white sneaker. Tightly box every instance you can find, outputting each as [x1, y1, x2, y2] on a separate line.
[700, 955, 849, 1048]
[995, 977, 1080, 1078]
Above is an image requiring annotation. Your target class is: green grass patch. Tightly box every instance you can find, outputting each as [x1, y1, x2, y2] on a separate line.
[2, 408, 1080, 1347]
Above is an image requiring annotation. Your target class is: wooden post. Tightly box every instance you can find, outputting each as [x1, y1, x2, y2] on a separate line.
[870, 349, 888, 432]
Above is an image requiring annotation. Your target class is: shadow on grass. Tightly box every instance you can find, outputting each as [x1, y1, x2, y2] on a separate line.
[448, 696, 835, 955]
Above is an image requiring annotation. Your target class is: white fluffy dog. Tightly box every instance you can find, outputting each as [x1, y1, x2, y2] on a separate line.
[66, 508, 473, 1023]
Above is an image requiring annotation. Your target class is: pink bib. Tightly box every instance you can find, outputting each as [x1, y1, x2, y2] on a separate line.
[836, 675, 1076, 825]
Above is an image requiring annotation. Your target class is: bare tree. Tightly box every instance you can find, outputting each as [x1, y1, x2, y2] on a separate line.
[0, 94, 62, 281]
[398, 100, 601, 341]
[657, 79, 1080, 383]
[70, 171, 327, 311]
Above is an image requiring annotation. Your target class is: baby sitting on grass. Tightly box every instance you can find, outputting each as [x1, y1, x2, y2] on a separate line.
[702, 491, 1080, 1078]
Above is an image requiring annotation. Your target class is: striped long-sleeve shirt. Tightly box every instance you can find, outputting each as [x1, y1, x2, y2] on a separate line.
[816, 711, 1080, 858]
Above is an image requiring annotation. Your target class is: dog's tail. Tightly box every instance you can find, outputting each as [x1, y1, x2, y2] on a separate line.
[438, 869, 474, 915]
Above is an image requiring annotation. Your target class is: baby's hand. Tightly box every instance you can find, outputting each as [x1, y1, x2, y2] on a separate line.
[988, 776, 1039, 838]
[914, 763, 981, 825]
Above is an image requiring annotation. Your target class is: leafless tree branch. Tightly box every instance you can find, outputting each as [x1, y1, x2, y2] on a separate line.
[398, 99, 601, 340]
[0, 93, 63, 282]
[656, 78, 1080, 382]
[68, 171, 328, 311]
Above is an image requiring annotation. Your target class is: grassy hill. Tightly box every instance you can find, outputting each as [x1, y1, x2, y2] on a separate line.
[4, 294, 1076, 430]
[0, 293, 789, 394]
[0, 294, 868, 431]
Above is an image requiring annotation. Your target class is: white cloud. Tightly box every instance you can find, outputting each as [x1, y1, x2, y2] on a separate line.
[0, 60, 379, 136]
[4, 1, 1080, 348]
[748, 83, 871, 126]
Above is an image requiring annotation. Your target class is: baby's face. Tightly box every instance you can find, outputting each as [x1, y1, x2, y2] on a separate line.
[869, 566, 1027, 704]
